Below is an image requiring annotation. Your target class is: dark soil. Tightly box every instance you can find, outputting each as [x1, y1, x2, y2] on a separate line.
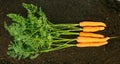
[0, 0, 120, 64]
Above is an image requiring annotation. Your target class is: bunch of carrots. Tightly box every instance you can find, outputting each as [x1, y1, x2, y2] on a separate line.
[6, 3, 118, 59]
[76, 21, 114, 47]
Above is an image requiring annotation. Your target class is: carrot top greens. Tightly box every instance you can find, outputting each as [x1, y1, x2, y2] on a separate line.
[4, 3, 80, 59]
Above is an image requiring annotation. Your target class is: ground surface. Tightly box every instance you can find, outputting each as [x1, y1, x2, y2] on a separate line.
[0, 0, 120, 64]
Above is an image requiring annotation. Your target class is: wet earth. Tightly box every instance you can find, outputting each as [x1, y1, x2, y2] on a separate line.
[0, 0, 120, 64]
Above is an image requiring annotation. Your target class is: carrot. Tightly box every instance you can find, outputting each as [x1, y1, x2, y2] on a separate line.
[79, 32, 104, 38]
[80, 21, 106, 27]
[76, 41, 108, 47]
[77, 36, 110, 42]
[82, 27, 105, 32]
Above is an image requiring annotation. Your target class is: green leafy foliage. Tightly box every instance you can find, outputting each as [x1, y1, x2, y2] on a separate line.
[5, 3, 55, 59]
[5, 3, 78, 60]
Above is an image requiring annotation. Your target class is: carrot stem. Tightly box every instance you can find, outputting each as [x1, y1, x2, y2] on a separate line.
[53, 39, 76, 42]
[41, 44, 76, 52]
[65, 28, 82, 31]
[60, 32, 79, 35]
[54, 24, 79, 27]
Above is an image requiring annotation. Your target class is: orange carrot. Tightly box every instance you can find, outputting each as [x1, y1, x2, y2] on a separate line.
[79, 32, 104, 38]
[77, 36, 110, 42]
[80, 21, 106, 27]
[82, 27, 105, 32]
[76, 41, 108, 47]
